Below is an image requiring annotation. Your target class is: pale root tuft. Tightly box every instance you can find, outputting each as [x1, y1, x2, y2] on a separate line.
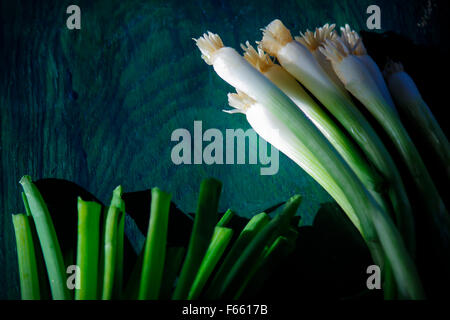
[240, 41, 274, 73]
[225, 90, 256, 114]
[340, 24, 367, 56]
[194, 31, 224, 65]
[259, 19, 293, 56]
[383, 60, 405, 78]
[295, 23, 337, 51]
[319, 38, 350, 64]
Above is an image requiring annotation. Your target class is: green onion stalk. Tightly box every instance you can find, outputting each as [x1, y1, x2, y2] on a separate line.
[138, 188, 172, 300]
[101, 185, 124, 300]
[206, 212, 270, 299]
[75, 198, 102, 300]
[216, 209, 235, 227]
[172, 178, 222, 299]
[21, 192, 51, 299]
[12, 213, 41, 300]
[194, 32, 424, 299]
[20, 175, 70, 300]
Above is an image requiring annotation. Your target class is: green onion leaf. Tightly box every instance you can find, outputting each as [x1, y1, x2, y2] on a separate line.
[216, 209, 234, 227]
[75, 198, 101, 300]
[19, 175, 70, 300]
[206, 212, 270, 298]
[12, 213, 41, 300]
[188, 226, 233, 299]
[113, 199, 125, 299]
[218, 195, 301, 299]
[172, 178, 222, 299]
[101, 186, 124, 300]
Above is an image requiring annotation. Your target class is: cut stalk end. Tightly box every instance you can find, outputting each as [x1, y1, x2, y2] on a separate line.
[319, 38, 350, 64]
[339, 24, 366, 56]
[194, 31, 224, 65]
[260, 19, 293, 56]
[19, 175, 32, 187]
[295, 23, 337, 52]
[226, 90, 255, 114]
[241, 41, 274, 73]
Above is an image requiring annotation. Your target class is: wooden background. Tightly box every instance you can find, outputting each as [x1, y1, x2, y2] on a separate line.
[0, 0, 446, 299]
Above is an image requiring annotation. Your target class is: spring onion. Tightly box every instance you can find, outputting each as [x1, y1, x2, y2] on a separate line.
[295, 23, 345, 91]
[101, 185, 124, 300]
[21, 191, 51, 299]
[339, 25, 397, 114]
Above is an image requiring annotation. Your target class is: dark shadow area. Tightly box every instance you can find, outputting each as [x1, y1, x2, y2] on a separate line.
[245, 202, 382, 300]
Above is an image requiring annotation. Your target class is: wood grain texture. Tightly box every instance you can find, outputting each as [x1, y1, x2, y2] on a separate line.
[0, 0, 443, 299]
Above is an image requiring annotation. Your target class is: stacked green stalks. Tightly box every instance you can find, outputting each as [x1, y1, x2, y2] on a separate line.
[13, 176, 303, 300]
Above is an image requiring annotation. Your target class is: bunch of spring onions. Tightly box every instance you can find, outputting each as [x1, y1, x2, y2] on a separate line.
[194, 18, 448, 299]
[13, 175, 301, 300]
